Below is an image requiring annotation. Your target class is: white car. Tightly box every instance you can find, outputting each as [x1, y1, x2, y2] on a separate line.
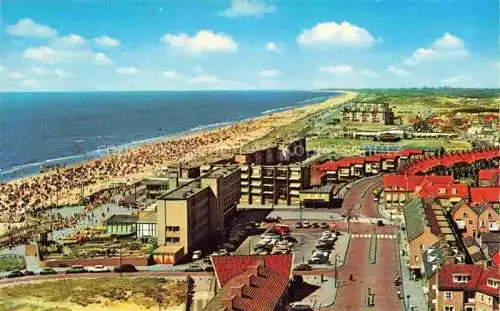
[192, 250, 202, 260]
[88, 265, 110, 273]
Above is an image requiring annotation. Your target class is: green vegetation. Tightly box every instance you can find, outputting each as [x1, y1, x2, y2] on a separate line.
[307, 138, 472, 156]
[0, 254, 26, 272]
[0, 277, 187, 309]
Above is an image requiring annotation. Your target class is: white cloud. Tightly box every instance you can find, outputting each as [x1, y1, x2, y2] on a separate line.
[116, 67, 141, 75]
[219, 0, 276, 18]
[94, 35, 121, 48]
[31, 67, 71, 78]
[50, 34, 86, 48]
[403, 33, 469, 66]
[387, 65, 410, 77]
[265, 42, 280, 53]
[163, 70, 183, 79]
[161, 30, 238, 54]
[361, 69, 379, 78]
[94, 52, 113, 65]
[6, 18, 58, 38]
[320, 65, 354, 75]
[441, 74, 472, 86]
[297, 21, 376, 48]
[187, 75, 220, 84]
[258, 69, 280, 78]
[21, 78, 40, 88]
[10, 72, 25, 80]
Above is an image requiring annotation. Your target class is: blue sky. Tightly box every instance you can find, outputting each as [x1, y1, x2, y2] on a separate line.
[1, 0, 498, 91]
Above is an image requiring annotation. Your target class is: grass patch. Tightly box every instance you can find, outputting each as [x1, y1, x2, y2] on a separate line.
[0, 254, 26, 272]
[0, 277, 186, 309]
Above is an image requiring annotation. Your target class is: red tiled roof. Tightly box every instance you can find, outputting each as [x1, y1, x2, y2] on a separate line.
[364, 155, 382, 162]
[476, 267, 500, 298]
[400, 148, 500, 175]
[492, 251, 500, 267]
[395, 149, 425, 157]
[416, 183, 469, 199]
[469, 187, 500, 205]
[478, 168, 499, 181]
[438, 264, 483, 291]
[383, 174, 453, 192]
[205, 264, 290, 311]
[211, 254, 293, 287]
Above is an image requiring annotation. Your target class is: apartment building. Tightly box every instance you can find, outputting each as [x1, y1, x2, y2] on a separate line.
[240, 164, 310, 206]
[154, 167, 240, 263]
[340, 102, 394, 125]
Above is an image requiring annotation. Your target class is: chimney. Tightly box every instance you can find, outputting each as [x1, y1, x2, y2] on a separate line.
[231, 283, 245, 297]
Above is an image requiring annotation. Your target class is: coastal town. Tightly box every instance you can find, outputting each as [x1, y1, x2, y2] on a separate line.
[0, 89, 498, 311]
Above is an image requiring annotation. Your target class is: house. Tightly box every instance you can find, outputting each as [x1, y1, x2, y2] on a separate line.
[136, 211, 156, 240]
[450, 201, 479, 238]
[479, 232, 500, 263]
[462, 237, 487, 265]
[421, 242, 451, 307]
[478, 168, 499, 187]
[469, 188, 500, 206]
[105, 214, 138, 236]
[404, 198, 441, 278]
[205, 255, 293, 311]
[476, 204, 499, 234]
[436, 264, 499, 311]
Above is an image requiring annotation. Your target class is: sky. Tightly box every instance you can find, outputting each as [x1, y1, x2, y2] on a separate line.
[0, 0, 498, 91]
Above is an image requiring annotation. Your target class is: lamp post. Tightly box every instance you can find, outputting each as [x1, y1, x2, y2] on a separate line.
[406, 294, 410, 311]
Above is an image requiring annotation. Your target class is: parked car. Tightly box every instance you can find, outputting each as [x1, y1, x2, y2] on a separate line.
[292, 304, 313, 311]
[88, 265, 110, 273]
[192, 250, 202, 260]
[295, 222, 303, 229]
[113, 264, 137, 273]
[66, 265, 88, 274]
[377, 220, 385, 226]
[308, 257, 326, 265]
[7, 270, 25, 278]
[316, 243, 333, 250]
[184, 264, 204, 272]
[311, 222, 320, 228]
[320, 222, 329, 229]
[39, 268, 57, 275]
[293, 264, 312, 271]
[302, 221, 310, 228]
[24, 270, 35, 276]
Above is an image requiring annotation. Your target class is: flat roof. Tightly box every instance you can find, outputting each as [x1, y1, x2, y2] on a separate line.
[152, 245, 184, 254]
[105, 214, 138, 224]
[159, 179, 204, 200]
[301, 184, 334, 194]
[202, 166, 239, 179]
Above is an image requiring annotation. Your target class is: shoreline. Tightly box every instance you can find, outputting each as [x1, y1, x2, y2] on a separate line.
[0, 93, 335, 183]
[0, 91, 357, 230]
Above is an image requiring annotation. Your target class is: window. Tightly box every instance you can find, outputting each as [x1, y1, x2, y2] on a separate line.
[469, 220, 473, 225]
[481, 220, 486, 227]
[444, 291, 452, 299]
[463, 213, 468, 219]
[415, 255, 419, 262]
[453, 274, 470, 283]
[487, 278, 499, 288]
[444, 306, 454, 311]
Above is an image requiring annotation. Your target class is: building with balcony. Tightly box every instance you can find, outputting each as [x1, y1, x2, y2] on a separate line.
[239, 164, 310, 207]
[340, 102, 394, 125]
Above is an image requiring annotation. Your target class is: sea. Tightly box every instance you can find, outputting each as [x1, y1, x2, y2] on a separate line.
[0, 90, 340, 181]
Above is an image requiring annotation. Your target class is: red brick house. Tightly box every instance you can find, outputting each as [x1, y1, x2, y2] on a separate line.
[436, 264, 499, 311]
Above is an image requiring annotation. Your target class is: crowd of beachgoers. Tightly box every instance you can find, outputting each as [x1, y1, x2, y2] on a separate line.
[0, 117, 277, 236]
[0, 92, 353, 246]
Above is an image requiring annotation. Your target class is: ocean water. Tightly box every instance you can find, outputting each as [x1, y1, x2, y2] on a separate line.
[0, 90, 339, 181]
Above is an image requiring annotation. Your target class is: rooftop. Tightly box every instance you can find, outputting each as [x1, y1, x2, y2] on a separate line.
[438, 264, 499, 298]
[470, 187, 500, 205]
[203, 166, 239, 179]
[421, 242, 447, 278]
[105, 214, 138, 224]
[137, 211, 157, 223]
[300, 184, 334, 194]
[211, 254, 293, 288]
[159, 179, 204, 200]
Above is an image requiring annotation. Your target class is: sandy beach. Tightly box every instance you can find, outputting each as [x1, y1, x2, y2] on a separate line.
[0, 91, 356, 236]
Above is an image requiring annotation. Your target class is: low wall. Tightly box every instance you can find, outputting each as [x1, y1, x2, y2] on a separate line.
[42, 256, 148, 268]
